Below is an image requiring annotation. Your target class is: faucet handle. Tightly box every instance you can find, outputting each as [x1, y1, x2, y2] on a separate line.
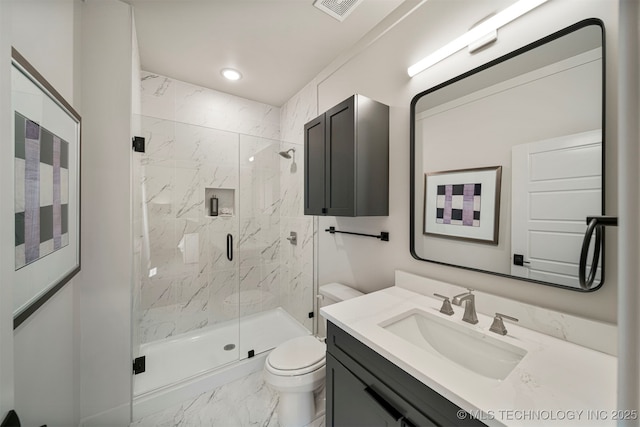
[489, 312, 519, 335]
[433, 293, 455, 316]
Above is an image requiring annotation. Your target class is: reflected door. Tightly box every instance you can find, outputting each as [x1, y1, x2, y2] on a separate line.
[511, 130, 602, 288]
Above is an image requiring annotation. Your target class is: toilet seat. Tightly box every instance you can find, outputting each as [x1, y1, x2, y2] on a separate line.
[265, 336, 326, 377]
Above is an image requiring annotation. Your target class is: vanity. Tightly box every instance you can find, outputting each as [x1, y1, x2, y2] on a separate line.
[320, 16, 619, 427]
[321, 271, 617, 427]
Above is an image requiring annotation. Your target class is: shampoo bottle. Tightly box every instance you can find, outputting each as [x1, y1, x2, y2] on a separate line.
[210, 195, 219, 216]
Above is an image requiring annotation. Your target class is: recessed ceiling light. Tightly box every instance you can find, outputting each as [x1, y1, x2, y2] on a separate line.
[221, 68, 242, 81]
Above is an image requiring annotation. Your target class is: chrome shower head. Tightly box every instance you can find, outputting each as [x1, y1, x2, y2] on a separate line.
[278, 148, 295, 159]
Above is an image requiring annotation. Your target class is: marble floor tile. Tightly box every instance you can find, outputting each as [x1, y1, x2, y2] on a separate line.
[131, 370, 325, 427]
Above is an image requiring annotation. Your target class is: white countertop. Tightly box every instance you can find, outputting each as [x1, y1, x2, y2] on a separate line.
[321, 286, 618, 427]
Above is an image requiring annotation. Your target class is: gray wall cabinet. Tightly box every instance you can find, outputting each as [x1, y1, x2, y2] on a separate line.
[304, 94, 389, 216]
[326, 322, 486, 426]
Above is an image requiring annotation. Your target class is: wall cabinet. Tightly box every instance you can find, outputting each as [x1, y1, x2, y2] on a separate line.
[304, 94, 389, 216]
[326, 321, 486, 427]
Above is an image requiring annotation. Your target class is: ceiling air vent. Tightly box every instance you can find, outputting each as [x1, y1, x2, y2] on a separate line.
[313, 0, 365, 22]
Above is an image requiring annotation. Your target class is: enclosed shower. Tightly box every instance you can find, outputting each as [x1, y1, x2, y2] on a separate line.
[131, 73, 315, 417]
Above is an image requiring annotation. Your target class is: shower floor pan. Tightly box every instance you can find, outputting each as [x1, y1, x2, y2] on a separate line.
[133, 307, 309, 419]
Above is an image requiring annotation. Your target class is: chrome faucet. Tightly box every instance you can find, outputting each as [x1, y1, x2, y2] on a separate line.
[452, 289, 478, 324]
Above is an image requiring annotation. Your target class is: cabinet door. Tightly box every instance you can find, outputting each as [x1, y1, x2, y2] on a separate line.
[327, 354, 403, 427]
[325, 97, 355, 216]
[304, 115, 326, 215]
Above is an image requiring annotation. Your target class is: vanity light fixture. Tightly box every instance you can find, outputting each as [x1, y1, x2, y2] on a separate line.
[407, 0, 549, 77]
[221, 68, 242, 81]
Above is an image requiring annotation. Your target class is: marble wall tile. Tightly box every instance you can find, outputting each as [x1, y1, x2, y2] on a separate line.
[174, 83, 223, 129]
[141, 72, 175, 121]
[173, 167, 202, 219]
[140, 276, 174, 312]
[140, 115, 175, 161]
[142, 69, 282, 140]
[239, 266, 262, 317]
[174, 122, 239, 170]
[140, 305, 178, 343]
[259, 263, 281, 312]
[279, 215, 315, 329]
[175, 295, 209, 336]
[280, 78, 318, 144]
[238, 218, 262, 269]
[208, 268, 239, 325]
[141, 164, 174, 219]
[171, 76, 281, 141]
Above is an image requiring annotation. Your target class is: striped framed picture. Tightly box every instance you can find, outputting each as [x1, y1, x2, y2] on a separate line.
[423, 166, 501, 244]
[11, 48, 81, 328]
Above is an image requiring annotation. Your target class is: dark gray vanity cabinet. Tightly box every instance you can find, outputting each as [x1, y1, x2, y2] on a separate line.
[326, 322, 486, 427]
[304, 94, 389, 216]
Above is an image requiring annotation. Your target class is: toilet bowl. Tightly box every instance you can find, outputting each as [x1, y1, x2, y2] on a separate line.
[263, 283, 363, 427]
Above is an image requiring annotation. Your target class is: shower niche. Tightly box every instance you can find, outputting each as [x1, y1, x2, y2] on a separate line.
[205, 187, 235, 217]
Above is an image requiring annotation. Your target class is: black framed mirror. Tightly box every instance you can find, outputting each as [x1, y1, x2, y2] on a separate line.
[410, 19, 605, 291]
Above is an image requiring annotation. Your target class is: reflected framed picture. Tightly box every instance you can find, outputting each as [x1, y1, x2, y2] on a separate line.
[423, 166, 501, 244]
[11, 48, 81, 328]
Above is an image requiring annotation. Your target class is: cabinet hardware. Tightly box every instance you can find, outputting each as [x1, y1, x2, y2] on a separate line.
[364, 386, 402, 421]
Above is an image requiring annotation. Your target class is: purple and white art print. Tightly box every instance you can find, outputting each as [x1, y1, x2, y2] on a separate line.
[435, 183, 481, 227]
[11, 47, 80, 327]
[424, 166, 501, 244]
[15, 112, 70, 270]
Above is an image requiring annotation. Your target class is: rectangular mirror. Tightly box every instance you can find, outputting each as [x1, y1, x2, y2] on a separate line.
[410, 19, 605, 291]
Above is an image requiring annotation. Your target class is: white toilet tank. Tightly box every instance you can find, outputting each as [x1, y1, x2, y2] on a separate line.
[318, 282, 363, 338]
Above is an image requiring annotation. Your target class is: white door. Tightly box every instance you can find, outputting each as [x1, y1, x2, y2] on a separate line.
[511, 130, 602, 288]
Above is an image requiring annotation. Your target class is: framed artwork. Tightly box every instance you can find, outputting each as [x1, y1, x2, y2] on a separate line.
[11, 48, 81, 328]
[423, 166, 501, 244]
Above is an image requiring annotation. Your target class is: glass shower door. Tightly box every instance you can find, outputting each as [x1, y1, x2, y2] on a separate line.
[132, 115, 241, 397]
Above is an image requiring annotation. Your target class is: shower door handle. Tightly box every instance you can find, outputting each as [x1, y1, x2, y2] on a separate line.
[227, 234, 233, 261]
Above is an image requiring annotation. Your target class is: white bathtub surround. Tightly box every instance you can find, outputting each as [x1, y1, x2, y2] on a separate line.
[321, 271, 617, 427]
[131, 370, 326, 427]
[133, 308, 309, 419]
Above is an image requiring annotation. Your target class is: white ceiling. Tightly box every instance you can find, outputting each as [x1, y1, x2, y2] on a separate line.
[129, 0, 406, 107]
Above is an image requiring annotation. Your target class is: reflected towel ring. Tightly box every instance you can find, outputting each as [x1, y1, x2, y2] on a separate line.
[579, 216, 618, 290]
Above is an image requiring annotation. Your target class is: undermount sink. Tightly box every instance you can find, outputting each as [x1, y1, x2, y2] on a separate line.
[380, 308, 527, 380]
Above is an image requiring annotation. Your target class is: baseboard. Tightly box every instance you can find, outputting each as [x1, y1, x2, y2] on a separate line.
[79, 403, 130, 427]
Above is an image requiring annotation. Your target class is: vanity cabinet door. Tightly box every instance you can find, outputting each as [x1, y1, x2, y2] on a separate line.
[327, 354, 405, 427]
[327, 321, 486, 427]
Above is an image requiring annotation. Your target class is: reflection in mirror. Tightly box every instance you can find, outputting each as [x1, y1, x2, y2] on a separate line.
[410, 20, 604, 291]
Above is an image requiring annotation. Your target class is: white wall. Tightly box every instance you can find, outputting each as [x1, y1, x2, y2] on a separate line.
[0, 0, 14, 420]
[79, 1, 134, 424]
[7, 1, 82, 425]
[297, 0, 619, 324]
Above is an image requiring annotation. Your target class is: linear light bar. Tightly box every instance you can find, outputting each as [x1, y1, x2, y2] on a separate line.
[407, 0, 549, 77]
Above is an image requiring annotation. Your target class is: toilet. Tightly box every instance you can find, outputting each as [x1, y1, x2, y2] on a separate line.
[263, 283, 363, 427]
